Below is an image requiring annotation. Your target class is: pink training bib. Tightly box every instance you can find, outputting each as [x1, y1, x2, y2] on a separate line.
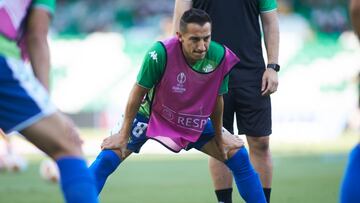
[0, 0, 32, 40]
[146, 37, 239, 152]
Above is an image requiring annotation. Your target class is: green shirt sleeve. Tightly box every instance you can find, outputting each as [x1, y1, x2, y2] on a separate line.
[33, 0, 56, 15]
[210, 42, 229, 95]
[136, 42, 166, 89]
[259, 0, 277, 12]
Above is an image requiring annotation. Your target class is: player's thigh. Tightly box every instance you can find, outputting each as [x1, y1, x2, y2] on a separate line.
[189, 120, 224, 161]
[232, 85, 272, 136]
[21, 112, 82, 158]
[0, 57, 76, 158]
[200, 137, 242, 162]
[186, 119, 214, 151]
[200, 138, 226, 162]
[196, 125, 242, 162]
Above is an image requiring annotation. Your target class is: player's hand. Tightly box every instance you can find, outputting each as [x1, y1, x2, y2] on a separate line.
[214, 134, 227, 160]
[101, 134, 121, 149]
[101, 132, 129, 159]
[221, 128, 244, 159]
[222, 134, 244, 152]
[261, 68, 278, 96]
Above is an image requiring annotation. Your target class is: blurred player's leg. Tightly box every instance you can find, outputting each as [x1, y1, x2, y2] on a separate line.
[1, 56, 99, 203]
[342, 0, 360, 201]
[340, 144, 360, 203]
[21, 112, 98, 203]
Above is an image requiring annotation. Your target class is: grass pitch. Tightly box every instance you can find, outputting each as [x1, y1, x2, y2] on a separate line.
[0, 130, 357, 203]
[0, 152, 348, 203]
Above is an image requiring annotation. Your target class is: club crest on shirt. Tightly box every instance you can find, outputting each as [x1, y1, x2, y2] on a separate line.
[203, 64, 214, 72]
[162, 108, 175, 121]
[172, 72, 186, 93]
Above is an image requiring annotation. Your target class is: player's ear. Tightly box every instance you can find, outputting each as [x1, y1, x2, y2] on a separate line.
[176, 32, 183, 42]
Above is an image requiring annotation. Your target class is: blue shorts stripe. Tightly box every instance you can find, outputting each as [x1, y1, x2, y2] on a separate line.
[0, 55, 56, 134]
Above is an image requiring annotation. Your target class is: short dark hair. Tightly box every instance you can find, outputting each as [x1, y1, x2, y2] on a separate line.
[179, 8, 212, 33]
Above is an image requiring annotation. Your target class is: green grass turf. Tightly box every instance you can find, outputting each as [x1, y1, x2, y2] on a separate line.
[0, 152, 348, 203]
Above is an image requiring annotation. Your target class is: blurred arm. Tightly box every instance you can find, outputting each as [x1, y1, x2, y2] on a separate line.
[172, 0, 192, 35]
[25, 8, 52, 90]
[260, 10, 279, 64]
[350, 0, 360, 40]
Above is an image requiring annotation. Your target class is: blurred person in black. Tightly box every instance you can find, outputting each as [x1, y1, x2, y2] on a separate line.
[340, 0, 360, 202]
[173, 0, 280, 202]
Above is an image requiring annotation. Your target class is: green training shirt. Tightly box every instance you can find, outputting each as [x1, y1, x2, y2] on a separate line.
[136, 40, 229, 117]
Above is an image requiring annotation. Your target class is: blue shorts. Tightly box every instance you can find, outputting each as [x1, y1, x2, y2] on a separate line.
[111, 113, 215, 153]
[0, 56, 56, 134]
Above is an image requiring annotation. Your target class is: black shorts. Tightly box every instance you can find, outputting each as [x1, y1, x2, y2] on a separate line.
[223, 85, 272, 137]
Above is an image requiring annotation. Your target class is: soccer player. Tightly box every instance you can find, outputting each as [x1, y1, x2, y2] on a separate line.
[340, 0, 360, 202]
[0, 1, 98, 202]
[173, 1, 279, 202]
[89, 8, 266, 203]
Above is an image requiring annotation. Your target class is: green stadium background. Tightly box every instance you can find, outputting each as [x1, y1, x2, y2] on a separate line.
[1, 0, 359, 202]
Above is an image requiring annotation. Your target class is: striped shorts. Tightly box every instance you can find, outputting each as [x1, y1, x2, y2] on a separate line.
[0, 55, 56, 134]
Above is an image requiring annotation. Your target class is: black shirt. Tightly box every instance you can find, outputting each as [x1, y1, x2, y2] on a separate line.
[193, 0, 267, 87]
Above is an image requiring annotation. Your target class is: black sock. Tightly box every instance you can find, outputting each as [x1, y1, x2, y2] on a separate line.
[215, 188, 232, 203]
[263, 188, 272, 203]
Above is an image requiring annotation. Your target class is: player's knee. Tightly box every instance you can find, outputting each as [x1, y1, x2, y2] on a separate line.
[226, 147, 241, 160]
[64, 127, 83, 155]
[112, 149, 132, 161]
[256, 141, 270, 154]
[249, 137, 270, 153]
[226, 147, 250, 163]
[227, 148, 237, 159]
[50, 123, 83, 159]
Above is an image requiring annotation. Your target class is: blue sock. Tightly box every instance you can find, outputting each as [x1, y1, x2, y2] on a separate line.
[225, 147, 266, 203]
[89, 150, 121, 194]
[56, 157, 98, 203]
[340, 144, 360, 203]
